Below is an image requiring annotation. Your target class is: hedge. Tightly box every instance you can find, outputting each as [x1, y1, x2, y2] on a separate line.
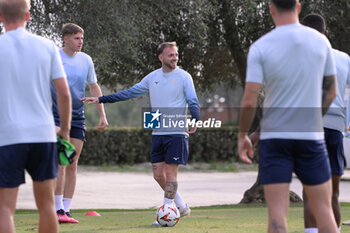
[79, 127, 258, 165]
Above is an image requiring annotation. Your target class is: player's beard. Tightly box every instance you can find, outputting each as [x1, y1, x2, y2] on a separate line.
[164, 60, 177, 71]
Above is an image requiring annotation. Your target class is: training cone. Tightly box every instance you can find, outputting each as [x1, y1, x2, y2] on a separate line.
[84, 211, 101, 216]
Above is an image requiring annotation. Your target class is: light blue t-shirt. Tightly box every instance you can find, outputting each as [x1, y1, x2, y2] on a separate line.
[323, 49, 350, 132]
[51, 49, 97, 129]
[0, 28, 66, 146]
[99, 67, 200, 135]
[246, 23, 336, 140]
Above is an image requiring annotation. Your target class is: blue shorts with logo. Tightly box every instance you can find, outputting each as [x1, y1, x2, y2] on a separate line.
[0, 143, 58, 188]
[324, 127, 345, 176]
[259, 139, 331, 185]
[151, 135, 189, 165]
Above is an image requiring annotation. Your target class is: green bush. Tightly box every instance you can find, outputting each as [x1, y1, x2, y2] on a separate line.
[80, 127, 258, 165]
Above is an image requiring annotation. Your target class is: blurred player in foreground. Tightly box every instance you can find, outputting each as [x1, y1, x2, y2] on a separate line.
[238, 0, 338, 232]
[0, 0, 71, 232]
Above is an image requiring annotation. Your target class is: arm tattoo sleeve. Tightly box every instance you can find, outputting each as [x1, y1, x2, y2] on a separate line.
[322, 75, 336, 115]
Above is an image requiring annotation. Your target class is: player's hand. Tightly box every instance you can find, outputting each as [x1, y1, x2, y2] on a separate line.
[98, 116, 109, 131]
[81, 97, 99, 104]
[57, 127, 70, 142]
[238, 134, 254, 164]
[186, 125, 197, 134]
[248, 131, 260, 147]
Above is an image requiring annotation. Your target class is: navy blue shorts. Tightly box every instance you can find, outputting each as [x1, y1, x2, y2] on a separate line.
[56, 122, 86, 141]
[259, 139, 331, 185]
[0, 143, 58, 188]
[151, 135, 189, 165]
[70, 126, 85, 141]
[324, 128, 345, 176]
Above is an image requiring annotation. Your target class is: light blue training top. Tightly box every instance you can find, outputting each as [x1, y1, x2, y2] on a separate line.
[99, 67, 200, 135]
[0, 28, 66, 146]
[323, 49, 350, 132]
[246, 23, 336, 140]
[51, 49, 97, 129]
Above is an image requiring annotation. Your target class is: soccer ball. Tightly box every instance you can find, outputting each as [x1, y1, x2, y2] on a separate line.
[156, 203, 180, 227]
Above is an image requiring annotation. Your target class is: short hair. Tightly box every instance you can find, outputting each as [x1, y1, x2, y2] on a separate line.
[157, 42, 178, 56]
[270, 0, 297, 12]
[61, 23, 84, 37]
[0, 0, 30, 23]
[301, 13, 326, 34]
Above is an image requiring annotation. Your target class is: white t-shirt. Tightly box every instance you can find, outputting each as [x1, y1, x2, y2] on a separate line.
[323, 49, 350, 132]
[0, 28, 66, 146]
[246, 24, 336, 140]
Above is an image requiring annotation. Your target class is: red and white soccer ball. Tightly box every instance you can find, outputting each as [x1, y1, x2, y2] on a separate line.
[156, 203, 180, 227]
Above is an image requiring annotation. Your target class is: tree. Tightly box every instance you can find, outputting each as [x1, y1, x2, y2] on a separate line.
[300, 0, 350, 54]
[29, 0, 230, 91]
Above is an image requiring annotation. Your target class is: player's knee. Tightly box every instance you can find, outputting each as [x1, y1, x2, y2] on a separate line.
[153, 173, 165, 183]
[0, 205, 14, 217]
[37, 202, 54, 215]
[58, 165, 66, 172]
[66, 162, 78, 173]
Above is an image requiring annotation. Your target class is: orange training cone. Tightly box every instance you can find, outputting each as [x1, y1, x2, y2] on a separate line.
[84, 211, 101, 216]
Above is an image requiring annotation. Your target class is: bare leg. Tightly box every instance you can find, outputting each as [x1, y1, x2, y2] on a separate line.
[153, 162, 186, 211]
[164, 164, 179, 199]
[63, 138, 83, 198]
[33, 179, 58, 233]
[264, 183, 289, 233]
[0, 187, 18, 233]
[303, 179, 337, 233]
[55, 165, 66, 195]
[303, 189, 317, 228]
[55, 125, 66, 196]
[152, 162, 166, 189]
[331, 175, 341, 227]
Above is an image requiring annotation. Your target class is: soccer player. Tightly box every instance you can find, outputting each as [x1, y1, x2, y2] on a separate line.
[82, 42, 200, 225]
[238, 0, 338, 232]
[301, 13, 350, 233]
[52, 23, 108, 223]
[0, 0, 72, 232]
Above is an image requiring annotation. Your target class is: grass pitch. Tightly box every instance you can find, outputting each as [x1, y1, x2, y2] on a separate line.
[15, 204, 350, 233]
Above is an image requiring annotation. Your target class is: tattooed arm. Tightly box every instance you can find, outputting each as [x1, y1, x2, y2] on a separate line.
[322, 74, 337, 115]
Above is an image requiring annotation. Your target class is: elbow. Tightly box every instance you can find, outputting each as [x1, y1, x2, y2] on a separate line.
[241, 99, 257, 108]
[62, 89, 72, 102]
[330, 88, 337, 102]
[57, 89, 71, 105]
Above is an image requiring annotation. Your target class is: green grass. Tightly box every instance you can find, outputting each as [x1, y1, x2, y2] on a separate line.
[15, 205, 350, 233]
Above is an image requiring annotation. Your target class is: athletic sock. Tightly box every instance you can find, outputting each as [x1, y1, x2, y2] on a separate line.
[63, 198, 73, 213]
[174, 192, 186, 210]
[339, 226, 341, 232]
[55, 195, 64, 212]
[304, 228, 318, 233]
[164, 197, 174, 205]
